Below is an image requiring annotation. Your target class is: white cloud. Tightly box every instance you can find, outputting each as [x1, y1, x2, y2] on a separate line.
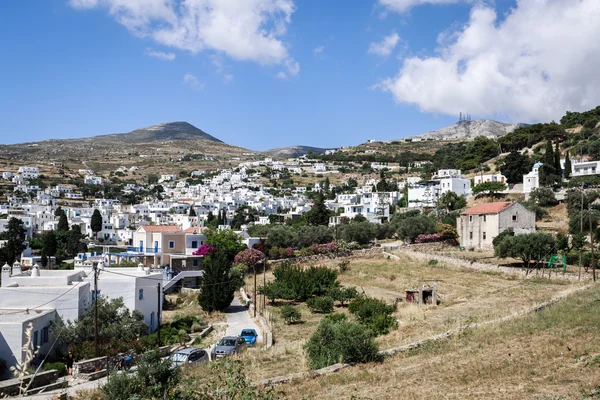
[314, 45, 325, 56]
[183, 73, 204, 90]
[70, 0, 299, 76]
[144, 47, 176, 61]
[378, 0, 469, 13]
[376, 1, 600, 122]
[368, 31, 400, 57]
[276, 71, 288, 80]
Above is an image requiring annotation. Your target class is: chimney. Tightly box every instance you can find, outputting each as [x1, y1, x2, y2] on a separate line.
[31, 263, 40, 277]
[2, 263, 10, 283]
[12, 261, 22, 276]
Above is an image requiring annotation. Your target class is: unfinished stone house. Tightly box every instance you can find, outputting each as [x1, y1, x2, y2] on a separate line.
[457, 202, 536, 249]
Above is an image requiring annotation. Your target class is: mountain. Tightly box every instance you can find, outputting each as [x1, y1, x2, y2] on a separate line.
[93, 121, 222, 143]
[407, 120, 528, 141]
[263, 145, 331, 158]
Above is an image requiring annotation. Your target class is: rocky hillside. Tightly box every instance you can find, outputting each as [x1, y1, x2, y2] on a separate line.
[263, 145, 331, 158]
[93, 121, 222, 143]
[408, 120, 528, 140]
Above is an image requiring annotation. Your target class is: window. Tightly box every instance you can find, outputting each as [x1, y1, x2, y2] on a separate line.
[150, 312, 154, 328]
[139, 288, 144, 300]
[169, 241, 175, 249]
[483, 215, 486, 222]
[191, 241, 198, 249]
[33, 330, 39, 350]
[42, 326, 49, 344]
[469, 215, 473, 222]
[483, 232, 487, 240]
[193, 259, 199, 267]
[469, 232, 473, 240]
[512, 215, 518, 222]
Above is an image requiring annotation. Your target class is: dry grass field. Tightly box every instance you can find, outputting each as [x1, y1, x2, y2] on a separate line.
[232, 253, 588, 383]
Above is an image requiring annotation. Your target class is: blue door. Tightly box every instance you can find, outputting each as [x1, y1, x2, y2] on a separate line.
[154, 241, 159, 253]
[139, 240, 144, 252]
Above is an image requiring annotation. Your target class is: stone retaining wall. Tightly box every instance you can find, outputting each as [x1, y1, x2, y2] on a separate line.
[0, 370, 58, 397]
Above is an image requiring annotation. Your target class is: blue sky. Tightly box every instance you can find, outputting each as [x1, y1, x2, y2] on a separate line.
[1, 0, 598, 150]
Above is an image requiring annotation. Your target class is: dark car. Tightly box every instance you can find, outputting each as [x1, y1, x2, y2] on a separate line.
[170, 348, 209, 367]
[211, 336, 246, 359]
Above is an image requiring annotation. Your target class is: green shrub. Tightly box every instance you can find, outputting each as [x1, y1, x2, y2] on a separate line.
[304, 316, 379, 369]
[349, 297, 398, 335]
[306, 296, 334, 314]
[190, 322, 203, 333]
[328, 286, 359, 306]
[280, 305, 302, 324]
[44, 361, 67, 377]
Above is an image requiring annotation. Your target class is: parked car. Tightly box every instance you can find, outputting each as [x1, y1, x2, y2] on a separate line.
[170, 348, 209, 367]
[240, 329, 258, 346]
[211, 336, 246, 359]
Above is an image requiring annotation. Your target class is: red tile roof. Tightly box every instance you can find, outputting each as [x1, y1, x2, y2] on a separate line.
[140, 225, 182, 233]
[461, 202, 513, 215]
[184, 227, 205, 234]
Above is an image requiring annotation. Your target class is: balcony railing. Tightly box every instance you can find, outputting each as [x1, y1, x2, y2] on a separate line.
[127, 246, 162, 254]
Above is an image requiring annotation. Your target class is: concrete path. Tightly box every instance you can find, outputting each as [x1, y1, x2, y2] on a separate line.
[224, 296, 263, 342]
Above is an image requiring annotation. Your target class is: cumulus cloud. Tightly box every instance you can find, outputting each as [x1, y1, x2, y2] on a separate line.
[368, 31, 400, 57]
[376, 0, 600, 122]
[144, 47, 176, 61]
[378, 0, 469, 13]
[70, 0, 299, 76]
[183, 73, 204, 90]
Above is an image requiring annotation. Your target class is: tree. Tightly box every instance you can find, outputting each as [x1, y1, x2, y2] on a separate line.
[554, 141, 562, 180]
[564, 150, 572, 179]
[205, 229, 245, 262]
[340, 221, 376, 245]
[396, 215, 436, 243]
[54, 206, 63, 217]
[304, 315, 379, 370]
[304, 192, 331, 226]
[500, 151, 533, 184]
[189, 207, 197, 217]
[233, 248, 264, 269]
[57, 212, 69, 231]
[197, 253, 244, 312]
[2, 218, 26, 265]
[439, 191, 467, 212]
[42, 230, 57, 258]
[52, 297, 148, 358]
[280, 305, 301, 324]
[493, 232, 556, 271]
[529, 188, 558, 207]
[91, 209, 102, 239]
[472, 181, 507, 198]
[266, 225, 295, 249]
[544, 139, 555, 166]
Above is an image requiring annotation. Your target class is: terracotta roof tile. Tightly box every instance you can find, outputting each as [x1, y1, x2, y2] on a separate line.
[184, 227, 205, 234]
[461, 202, 513, 215]
[140, 225, 182, 233]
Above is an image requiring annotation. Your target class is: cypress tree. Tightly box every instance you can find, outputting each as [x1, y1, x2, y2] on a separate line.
[564, 150, 572, 179]
[554, 141, 561, 178]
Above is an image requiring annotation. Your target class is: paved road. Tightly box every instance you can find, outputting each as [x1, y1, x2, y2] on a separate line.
[224, 296, 263, 342]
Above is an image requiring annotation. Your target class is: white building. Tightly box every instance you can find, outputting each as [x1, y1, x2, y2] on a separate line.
[474, 173, 507, 186]
[571, 159, 600, 177]
[523, 162, 542, 194]
[84, 175, 104, 185]
[313, 163, 326, 172]
[17, 166, 40, 179]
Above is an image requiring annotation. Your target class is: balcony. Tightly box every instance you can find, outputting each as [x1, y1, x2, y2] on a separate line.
[127, 246, 162, 254]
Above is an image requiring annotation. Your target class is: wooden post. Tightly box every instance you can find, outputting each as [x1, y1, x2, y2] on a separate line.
[253, 265, 257, 318]
[94, 264, 98, 357]
[590, 205, 596, 282]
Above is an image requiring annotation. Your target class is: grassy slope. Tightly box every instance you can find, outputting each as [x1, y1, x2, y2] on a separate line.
[277, 282, 600, 400]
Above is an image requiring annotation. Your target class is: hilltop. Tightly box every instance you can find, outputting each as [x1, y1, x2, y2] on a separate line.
[406, 119, 528, 141]
[92, 121, 223, 143]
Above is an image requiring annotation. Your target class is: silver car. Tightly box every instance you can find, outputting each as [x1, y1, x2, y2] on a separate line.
[211, 336, 246, 359]
[170, 348, 209, 367]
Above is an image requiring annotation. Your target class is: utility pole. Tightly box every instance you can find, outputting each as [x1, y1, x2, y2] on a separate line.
[157, 282, 161, 345]
[253, 266, 257, 318]
[93, 264, 98, 357]
[263, 257, 267, 312]
[590, 205, 596, 282]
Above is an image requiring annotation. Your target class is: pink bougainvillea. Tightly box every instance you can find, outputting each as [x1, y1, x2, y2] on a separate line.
[233, 248, 264, 266]
[415, 233, 445, 243]
[192, 244, 217, 256]
[311, 242, 339, 254]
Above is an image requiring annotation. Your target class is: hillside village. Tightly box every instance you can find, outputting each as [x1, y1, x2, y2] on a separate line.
[2, 107, 600, 398]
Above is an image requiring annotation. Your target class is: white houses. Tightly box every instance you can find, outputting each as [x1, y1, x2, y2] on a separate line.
[456, 202, 536, 249]
[17, 166, 40, 179]
[474, 173, 507, 186]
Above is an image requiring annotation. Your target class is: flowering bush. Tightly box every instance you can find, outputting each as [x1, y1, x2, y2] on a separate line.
[192, 244, 217, 256]
[233, 248, 264, 267]
[311, 242, 339, 254]
[268, 247, 295, 260]
[415, 233, 445, 243]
